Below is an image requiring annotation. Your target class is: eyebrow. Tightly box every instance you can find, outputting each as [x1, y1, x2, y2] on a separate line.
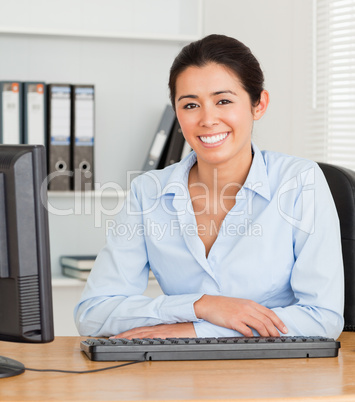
[177, 90, 237, 102]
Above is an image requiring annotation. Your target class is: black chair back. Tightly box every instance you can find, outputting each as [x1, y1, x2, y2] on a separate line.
[318, 162, 355, 331]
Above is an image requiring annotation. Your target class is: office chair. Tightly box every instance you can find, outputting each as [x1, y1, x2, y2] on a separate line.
[318, 162, 355, 331]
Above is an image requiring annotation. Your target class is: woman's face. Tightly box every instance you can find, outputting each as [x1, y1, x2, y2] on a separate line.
[175, 62, 268, 167]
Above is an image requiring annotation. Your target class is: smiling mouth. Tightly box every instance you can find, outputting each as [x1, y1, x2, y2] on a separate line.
[199, 132, 230, 145]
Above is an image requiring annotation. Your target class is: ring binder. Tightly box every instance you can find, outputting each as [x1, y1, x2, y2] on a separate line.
[23, 82, 46, 145]
[161, 119, 185, 167]
[47, 84, 72, 191]
[0, 81, 23, 144]
[142, 105, 176, 171]
[71, 85, 95, 191]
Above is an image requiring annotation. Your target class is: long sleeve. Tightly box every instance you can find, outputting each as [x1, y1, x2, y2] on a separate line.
[270, 164, 344, 339]
[74, 183, 203, 337]
[195, 163, 344, 339]
[74, 147, 345, 339]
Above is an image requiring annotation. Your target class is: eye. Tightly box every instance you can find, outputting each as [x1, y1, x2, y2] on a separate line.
[217, 99, 232, 105]
[183, 103, 199, 110]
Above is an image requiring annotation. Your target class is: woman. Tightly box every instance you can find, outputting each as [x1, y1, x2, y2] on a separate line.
[75, 34, 344, 340]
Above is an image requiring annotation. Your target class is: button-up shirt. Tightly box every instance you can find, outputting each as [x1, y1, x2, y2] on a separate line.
[74, 143, 344, 339]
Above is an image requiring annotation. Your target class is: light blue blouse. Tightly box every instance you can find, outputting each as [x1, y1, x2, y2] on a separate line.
[74, 143, 344, 339]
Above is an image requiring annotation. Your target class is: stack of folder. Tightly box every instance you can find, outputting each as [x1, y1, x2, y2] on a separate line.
[60, 255, 97, 281]
[60, 255, 157, 282]
[1, 84, 189, 188]
[142, 105, 192, 171]
[47, 84, 95, 191]
[0, 81, 95, 191]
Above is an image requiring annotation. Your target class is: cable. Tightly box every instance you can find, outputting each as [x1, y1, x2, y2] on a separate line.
[24, 360, 144, 374]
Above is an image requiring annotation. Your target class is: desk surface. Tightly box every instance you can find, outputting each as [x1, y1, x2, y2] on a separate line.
[0, 332, 354, 402]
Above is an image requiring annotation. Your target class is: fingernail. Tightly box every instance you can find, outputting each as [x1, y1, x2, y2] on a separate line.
[283, 326, 288, 333]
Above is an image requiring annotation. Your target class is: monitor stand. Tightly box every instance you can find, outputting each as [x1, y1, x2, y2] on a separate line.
[0, 355, 25, 378]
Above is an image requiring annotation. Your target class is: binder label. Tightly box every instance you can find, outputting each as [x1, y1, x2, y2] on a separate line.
[150, 130, 167, 160]
[75, 87, 94, 146]
[2, 83, 20, 144]
[50, 86, 71, 145]
[27, 84, 45, 145]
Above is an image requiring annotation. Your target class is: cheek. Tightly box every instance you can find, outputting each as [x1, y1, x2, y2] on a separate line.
[227, 109, 254, 130]
[177, 114, 197, 137]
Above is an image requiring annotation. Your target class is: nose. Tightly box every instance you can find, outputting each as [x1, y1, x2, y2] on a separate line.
[199, 104, 219, 128]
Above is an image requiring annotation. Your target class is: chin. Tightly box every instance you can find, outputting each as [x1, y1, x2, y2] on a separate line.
[196, 150, 233, 166]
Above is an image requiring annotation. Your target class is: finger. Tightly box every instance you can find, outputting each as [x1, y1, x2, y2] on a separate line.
[110, 326, 153, 339]
[232, 322, 254, 337]
[247, 314, 281, 337]
[238, 313, 279, 337]
[253, 304, 288, 334]
[238, 303, 283, 337]
[247, 309, 284, 337]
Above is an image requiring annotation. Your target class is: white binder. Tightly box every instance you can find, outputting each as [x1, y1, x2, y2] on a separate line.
[23, 82, 46, 145]
[0, 82, 22, 144]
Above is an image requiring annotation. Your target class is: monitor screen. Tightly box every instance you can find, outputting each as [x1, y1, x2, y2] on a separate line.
[0, 144, 54, 378]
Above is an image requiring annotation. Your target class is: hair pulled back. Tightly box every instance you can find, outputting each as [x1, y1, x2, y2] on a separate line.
[168, 34, 264, 110]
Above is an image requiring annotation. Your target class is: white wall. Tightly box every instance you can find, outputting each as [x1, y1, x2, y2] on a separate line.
[0, 1, 197, 276]
[0, 0, 315, 277]
[0, 34, 181, 187]
[0, 1, 315, 334]
[0, 0, 202, 189]
[202, 0, 313, 158]
[0, 0, 313, 183]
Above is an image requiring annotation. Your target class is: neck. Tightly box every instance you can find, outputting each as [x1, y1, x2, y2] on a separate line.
[190, 148, 253, 198]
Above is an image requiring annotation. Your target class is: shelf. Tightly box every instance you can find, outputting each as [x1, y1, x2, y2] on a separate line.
[52, 275, 86, 288]
[52, 271, 157, 287]
[0, 27, 201, 43]
[48, 190, 127, 198]
[0, 0, 203, 44]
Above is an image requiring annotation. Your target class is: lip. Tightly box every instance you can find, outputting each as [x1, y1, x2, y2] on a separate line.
[198, 132, 230, 148]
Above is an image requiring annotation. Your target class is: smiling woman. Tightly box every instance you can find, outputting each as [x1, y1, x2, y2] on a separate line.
[74, 34, 344, 341]
[174, 63, 268, 175]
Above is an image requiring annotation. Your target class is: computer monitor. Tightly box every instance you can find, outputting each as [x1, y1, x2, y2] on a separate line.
[0, 144, 54, 378]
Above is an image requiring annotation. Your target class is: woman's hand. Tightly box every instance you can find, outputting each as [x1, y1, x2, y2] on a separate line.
[194, 295, 288, 337]
[110, 322, 196, 339]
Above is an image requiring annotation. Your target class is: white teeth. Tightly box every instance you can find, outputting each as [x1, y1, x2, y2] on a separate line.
[200, 132, 229, 144]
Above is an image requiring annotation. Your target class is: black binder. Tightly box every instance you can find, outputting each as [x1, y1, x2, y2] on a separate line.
[161, 119, 185, 167]
[47, 84, 72, 191]
[142, 105, 176, 171]
[23, 82, 46, 145]
[71, 85, 95, 191]
[0, 81, 23, 144]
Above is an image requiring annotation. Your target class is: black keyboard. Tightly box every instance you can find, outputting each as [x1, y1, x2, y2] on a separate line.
[81, 336, 340, 361]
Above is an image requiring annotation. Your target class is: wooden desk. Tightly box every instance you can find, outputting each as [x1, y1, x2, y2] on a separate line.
[0, 332, 354, 401]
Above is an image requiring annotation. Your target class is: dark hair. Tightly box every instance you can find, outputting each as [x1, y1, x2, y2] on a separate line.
[168, 34, 264, 110]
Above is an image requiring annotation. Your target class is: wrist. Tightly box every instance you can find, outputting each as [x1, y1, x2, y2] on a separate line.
[194, 294, 213, 320]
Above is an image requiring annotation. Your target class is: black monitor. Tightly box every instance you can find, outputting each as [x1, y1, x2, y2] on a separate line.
[0, 145, 54, 378]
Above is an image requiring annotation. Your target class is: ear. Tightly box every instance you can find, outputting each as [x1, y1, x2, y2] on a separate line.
[253, 90, 269, 121]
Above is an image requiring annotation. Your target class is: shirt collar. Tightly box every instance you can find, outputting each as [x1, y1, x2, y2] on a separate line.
[243, 142, 271, 201]
[153, 141, 271, 201]
[154, 151, 197, 199]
